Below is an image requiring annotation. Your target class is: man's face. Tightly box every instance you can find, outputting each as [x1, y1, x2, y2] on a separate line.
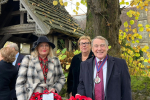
[92, 39, 108, 60]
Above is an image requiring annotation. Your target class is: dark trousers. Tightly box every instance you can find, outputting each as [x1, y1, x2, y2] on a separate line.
[11, 98, 17, 100]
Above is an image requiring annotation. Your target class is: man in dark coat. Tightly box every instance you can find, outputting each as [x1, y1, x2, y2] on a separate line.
[77, 36, 132, 100]
[7, 43, 24, 100]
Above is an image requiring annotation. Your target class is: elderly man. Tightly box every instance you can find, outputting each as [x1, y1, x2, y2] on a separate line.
[77, 36, 132, 100]
[7, 42, 24, 100]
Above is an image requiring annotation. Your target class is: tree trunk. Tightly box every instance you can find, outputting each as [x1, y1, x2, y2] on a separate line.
[85, 0, 121, 57]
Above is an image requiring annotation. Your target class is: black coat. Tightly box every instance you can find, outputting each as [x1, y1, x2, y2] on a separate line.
[10, 53, 24, 99]
[0, 60, 18, 100]
[77, 55, 132, 100]
[67, 51, 93, 96]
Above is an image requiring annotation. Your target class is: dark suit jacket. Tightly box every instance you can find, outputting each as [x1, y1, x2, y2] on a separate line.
[77, 55, 132, 100]
[11, 53, 24, 99]
[0, 60, 18, 100]
[67, 51, 93, 96]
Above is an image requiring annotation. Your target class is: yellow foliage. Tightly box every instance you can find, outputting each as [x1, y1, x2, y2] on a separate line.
[144, 59, 148, 62]
[138, 24, 143, 27]
[64, 2, 68, 6]
[125, 28, 128, 32]
[76, 7, 79, 11]
[127, 36, 130, 41]
[59, 0, 62, 2]
[138, 35, 142, 39]
[76, 12, 78, 15]
[74, 29, 76, 32]
[131, 36, 135, 40]
[145, 8, 148, 11]
[128, 34, 132, 37]
[129, 25, 131, 28]
[132, 28, 137, 33]
[146, 28, 150, 32]
[141, 7, 144, 10]
[140, 57, 144, 61]
[53, 1, 58, 6]
[66, 65, 70, 70]
[60, 2, 63, 6]
[76, 2, 80, 6]
[146, 24, 150, 28]
[73, 9, 76, 12]
[136, 6, 140, 9]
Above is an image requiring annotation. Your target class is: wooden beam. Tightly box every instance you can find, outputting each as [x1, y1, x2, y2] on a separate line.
[0, 24, 35, 35]
[8, 36, 32, 43]
[65, 39, 69, 50]
[54, 36, 57, 52]
[11, 11, 21, 16]
[20, 12, 24, 24]
[69, 40, 72, 51]
[0, 34, 12, 49]
[47, 34, 54, 43]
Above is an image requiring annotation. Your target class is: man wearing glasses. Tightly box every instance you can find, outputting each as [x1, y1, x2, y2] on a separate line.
[77, 36, 132, 100]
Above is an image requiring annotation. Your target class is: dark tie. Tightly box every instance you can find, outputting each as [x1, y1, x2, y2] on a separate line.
[95, 61, 105, 100]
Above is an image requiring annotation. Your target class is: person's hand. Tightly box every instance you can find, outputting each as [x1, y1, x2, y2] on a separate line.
[49, 88, 56, 93]
[69, 92, 72, 98]
[75, 94, 81, 96]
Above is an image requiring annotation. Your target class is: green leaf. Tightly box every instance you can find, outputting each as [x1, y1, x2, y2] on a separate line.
[65, 73, 68, 77]
[126, 12, 132, 17]
[126, 2, 129, 5]
[145, 24, 150, 28]
[125, 28, 128, 32]
[108, 46, 111, 49]
[132, 41, 135, 43]
[61, 55, 67, 60]
[61, 48, 67, 54]
[138, 35, 142, 39]
[73, 50, 81, 55]
[120, 1, 125, 5]
[139, 27, 144, 32]
[136, 40, 139, 43]
[124, 21, 128, 27]
[130, 20, 134, 25]
[56, 49, 60, 54]
[135, 17, 139, 20]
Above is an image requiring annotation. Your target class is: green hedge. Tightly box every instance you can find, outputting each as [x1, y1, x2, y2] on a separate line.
[131, 75, 150, 99]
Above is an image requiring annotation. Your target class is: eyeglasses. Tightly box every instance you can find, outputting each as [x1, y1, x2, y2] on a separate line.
[79, 42, 90, 46]
[39, 44, 49, 48]
[93, 44, 106, 48]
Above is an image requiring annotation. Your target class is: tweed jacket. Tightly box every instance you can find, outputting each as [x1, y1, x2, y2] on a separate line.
[16, 55, 65, 100]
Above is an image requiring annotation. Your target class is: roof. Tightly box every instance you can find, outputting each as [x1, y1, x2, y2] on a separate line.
[25, 0, 84, 37]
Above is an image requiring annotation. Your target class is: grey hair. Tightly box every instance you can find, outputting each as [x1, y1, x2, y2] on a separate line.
[31, 46, 54, 58]
[91, 36, 109, 47]
[7, 42, 19, 51]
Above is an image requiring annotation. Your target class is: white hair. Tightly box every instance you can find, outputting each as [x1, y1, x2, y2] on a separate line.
[91, 36, 109, 47]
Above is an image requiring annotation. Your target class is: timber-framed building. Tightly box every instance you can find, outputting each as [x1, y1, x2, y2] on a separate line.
[0, 0, 84, 53]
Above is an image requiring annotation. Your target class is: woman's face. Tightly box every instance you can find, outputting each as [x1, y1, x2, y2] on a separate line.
[79, 39, 91, 53]
[37, 42, 50, 57]
[0, 53, 3, 61]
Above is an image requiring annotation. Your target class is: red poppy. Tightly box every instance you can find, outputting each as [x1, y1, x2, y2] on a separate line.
[30, 89, 62, 100]
[68, 95, 92, 100]
[18, 63, 20, 66]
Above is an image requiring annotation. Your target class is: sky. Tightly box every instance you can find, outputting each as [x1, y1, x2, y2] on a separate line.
[64, 0, 132, 16]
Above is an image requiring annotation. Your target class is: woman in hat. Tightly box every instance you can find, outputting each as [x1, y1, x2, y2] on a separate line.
[16, 36, 65, 100]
